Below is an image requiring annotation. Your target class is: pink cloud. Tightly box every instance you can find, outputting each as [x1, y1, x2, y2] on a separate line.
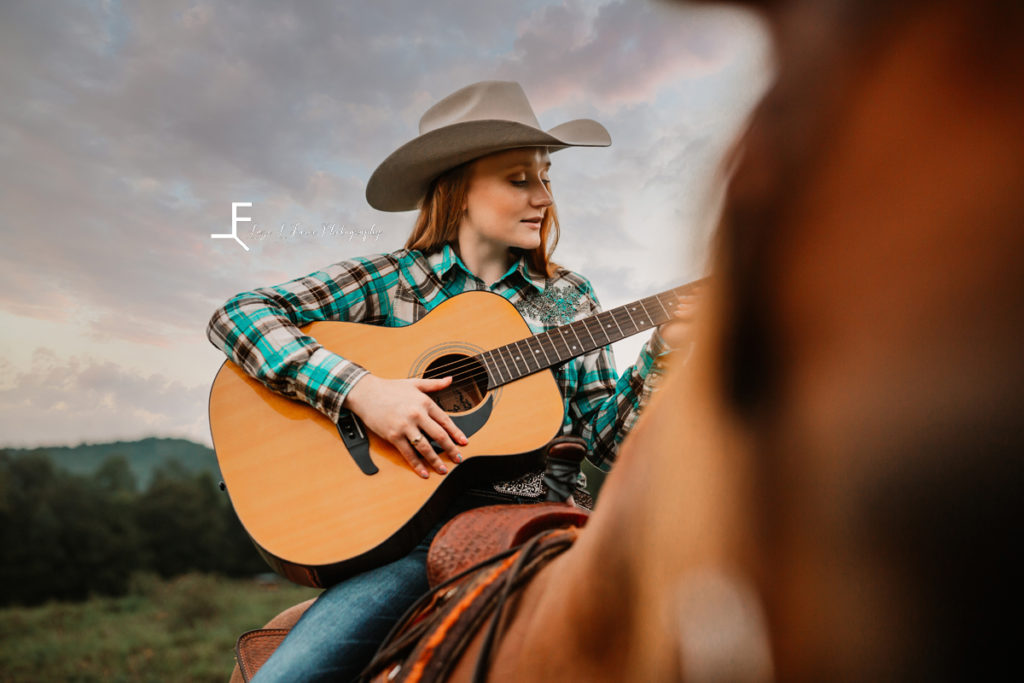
[498, 1, 748, 111]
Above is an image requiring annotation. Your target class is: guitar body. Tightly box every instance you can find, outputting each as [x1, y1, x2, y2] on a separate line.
[208, 291, 565, 587]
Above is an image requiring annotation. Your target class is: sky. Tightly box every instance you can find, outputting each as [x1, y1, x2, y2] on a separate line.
[0, 0, 772, 448]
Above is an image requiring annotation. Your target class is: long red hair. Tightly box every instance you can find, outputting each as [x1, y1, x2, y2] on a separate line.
[404, 152, 561, 278]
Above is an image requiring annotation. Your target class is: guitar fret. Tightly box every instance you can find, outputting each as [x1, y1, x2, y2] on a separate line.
[509, 340, 523, 375]
[514, 339, 537, 374]
[479, 351, 493, 386]
[546, 328, 562, 363]
[660, 291, 680, 321]
[595, 310, 615, 341]
[527, 339, 544, 372]
[580, 315, 600, 348]
[554, 326, 572, 362]
[496, 345, 513, 381]
[562, 325, 580, 358]
[666, 292, 681, 311]
[502, 347, 516, 383]
[535, 332, 554, 366]
[610, 309, 627, 338]
[651, 294, 675, 325]
[504, 344, 523, 380]
[566, 323, 585, 356]
[625, 306, 642, 331]
[524, 340, 535, 372]
[622, 304, 640, 333]
[504, 342, 519, 378]
[653, 294, 671, 320]
[524, 338, 545, 368]
[591, 314, 611, 346]
[484, 350, 505, 386]
[638, 298, 654, 326]
[636, 298, 658, 327]
[608, 309, 626, 338]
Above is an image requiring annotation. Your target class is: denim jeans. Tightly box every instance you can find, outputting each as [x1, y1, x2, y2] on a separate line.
[251, 489, 536, 683]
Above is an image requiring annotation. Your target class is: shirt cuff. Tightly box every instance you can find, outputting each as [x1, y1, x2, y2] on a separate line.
[631, 327, 672, 383]
[294, 347, 369, 424]
[649, 326, 674, 358]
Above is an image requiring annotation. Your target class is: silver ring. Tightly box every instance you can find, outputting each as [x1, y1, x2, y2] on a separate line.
[410, 434, 423, 445]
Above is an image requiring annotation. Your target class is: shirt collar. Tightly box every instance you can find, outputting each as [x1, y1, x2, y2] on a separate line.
[426, 243, 462, 281]
[427, 243, 547, 293]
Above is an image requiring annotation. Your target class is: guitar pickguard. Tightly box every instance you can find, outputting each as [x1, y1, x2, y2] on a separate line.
[427, 393, 494, 453]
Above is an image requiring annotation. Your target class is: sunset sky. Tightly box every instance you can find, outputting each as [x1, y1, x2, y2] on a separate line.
[0, 0, 771, 448]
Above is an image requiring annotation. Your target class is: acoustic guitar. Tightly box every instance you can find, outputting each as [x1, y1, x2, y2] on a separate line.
[208, 280, 702, 587]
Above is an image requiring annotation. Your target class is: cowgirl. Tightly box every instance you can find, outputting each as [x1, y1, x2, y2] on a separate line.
[208, 80, 694, 681]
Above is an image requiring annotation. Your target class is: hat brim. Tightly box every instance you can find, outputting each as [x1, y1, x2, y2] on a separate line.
[366, 118, 611, 212]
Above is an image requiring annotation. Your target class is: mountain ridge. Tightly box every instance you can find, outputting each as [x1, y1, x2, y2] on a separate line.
[1, 436, 221, 490]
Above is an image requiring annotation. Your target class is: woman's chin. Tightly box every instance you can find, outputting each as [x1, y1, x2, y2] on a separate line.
[515, 233, 542, 251]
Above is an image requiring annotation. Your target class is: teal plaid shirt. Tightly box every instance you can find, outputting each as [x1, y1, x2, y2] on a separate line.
[206, 244, 669, 468]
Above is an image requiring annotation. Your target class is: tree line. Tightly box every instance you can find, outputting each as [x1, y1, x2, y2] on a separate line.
[0, 451, 266, 606]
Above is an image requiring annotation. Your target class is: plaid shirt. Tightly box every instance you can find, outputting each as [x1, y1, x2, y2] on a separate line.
[206, 244, 669, 469]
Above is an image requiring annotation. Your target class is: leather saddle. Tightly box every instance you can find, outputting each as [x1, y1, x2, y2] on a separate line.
[231, 437, 592, 682]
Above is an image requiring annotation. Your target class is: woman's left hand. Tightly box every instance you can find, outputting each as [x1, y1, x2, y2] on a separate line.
[657, 287, 703, 351]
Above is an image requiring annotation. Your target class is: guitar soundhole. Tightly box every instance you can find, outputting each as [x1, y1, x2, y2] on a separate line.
[423, 354, 487, 413]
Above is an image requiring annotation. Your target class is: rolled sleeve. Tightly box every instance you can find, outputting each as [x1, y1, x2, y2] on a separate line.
[206, 253, 400, 424]
[295, 348, 369, 423]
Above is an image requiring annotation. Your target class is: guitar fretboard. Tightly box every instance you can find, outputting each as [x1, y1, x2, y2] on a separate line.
[479, 278, 705, 389]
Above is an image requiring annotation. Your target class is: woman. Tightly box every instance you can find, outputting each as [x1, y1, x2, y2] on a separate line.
[207, 80, 693, 681]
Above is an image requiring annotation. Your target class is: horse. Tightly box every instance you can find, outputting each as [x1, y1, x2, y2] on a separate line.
[421, 0, 1024, 679]
[236, 0, 1024, 679]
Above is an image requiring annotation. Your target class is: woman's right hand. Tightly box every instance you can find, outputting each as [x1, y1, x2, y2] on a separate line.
[342, 374, 469, 478]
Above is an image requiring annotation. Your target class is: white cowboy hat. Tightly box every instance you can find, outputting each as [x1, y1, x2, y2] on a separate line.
[365, 80, 611, 212]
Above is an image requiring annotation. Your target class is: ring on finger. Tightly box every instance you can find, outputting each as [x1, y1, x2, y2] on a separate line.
[410, 433, 423, 445]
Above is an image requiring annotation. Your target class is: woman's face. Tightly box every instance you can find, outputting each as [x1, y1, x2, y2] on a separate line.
[460, 147, 553, 252]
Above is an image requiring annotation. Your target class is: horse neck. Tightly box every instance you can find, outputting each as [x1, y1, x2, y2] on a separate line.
[455, 357, 752, 680]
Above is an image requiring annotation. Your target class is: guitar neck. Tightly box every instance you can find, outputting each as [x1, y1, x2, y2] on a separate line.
[480, 278, 706, 389]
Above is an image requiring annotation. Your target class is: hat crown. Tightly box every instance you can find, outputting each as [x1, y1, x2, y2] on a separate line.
[419, 81, 541, 135]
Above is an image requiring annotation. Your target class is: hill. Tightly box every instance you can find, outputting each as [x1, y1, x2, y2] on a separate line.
[0, 437, 221, 490]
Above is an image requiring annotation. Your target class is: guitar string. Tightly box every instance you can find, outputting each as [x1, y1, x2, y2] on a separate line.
[416, 287, 692, 383]
[412, 288, 691, 387]
[418, 295, 677, 382]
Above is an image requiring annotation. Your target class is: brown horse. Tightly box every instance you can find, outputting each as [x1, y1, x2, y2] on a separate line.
[236, 0, 1023, 679]
[428, 0, 1024, 680]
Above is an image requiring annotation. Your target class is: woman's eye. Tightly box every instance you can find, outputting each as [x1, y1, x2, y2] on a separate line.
[510, 180, 528, 187]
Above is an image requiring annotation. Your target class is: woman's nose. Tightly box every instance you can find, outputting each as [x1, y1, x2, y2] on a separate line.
[531, 182, 553, 207]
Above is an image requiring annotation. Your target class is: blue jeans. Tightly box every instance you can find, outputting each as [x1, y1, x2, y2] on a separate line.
[252, 490, 535, 682]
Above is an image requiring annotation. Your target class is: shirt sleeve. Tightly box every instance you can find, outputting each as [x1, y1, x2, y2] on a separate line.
[205, 253, 401, 424]
[561, 281, 674, 469]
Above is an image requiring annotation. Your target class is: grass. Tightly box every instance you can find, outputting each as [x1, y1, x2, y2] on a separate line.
[0, 573, 320, 682]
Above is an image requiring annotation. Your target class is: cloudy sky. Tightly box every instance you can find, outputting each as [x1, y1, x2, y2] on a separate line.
[0, 0, 771, 448]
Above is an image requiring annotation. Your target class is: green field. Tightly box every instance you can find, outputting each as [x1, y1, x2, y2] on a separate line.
[0, 573, 320, 682]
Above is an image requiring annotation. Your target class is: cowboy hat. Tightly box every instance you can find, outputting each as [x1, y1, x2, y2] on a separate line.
[365, 80, 611, 212]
